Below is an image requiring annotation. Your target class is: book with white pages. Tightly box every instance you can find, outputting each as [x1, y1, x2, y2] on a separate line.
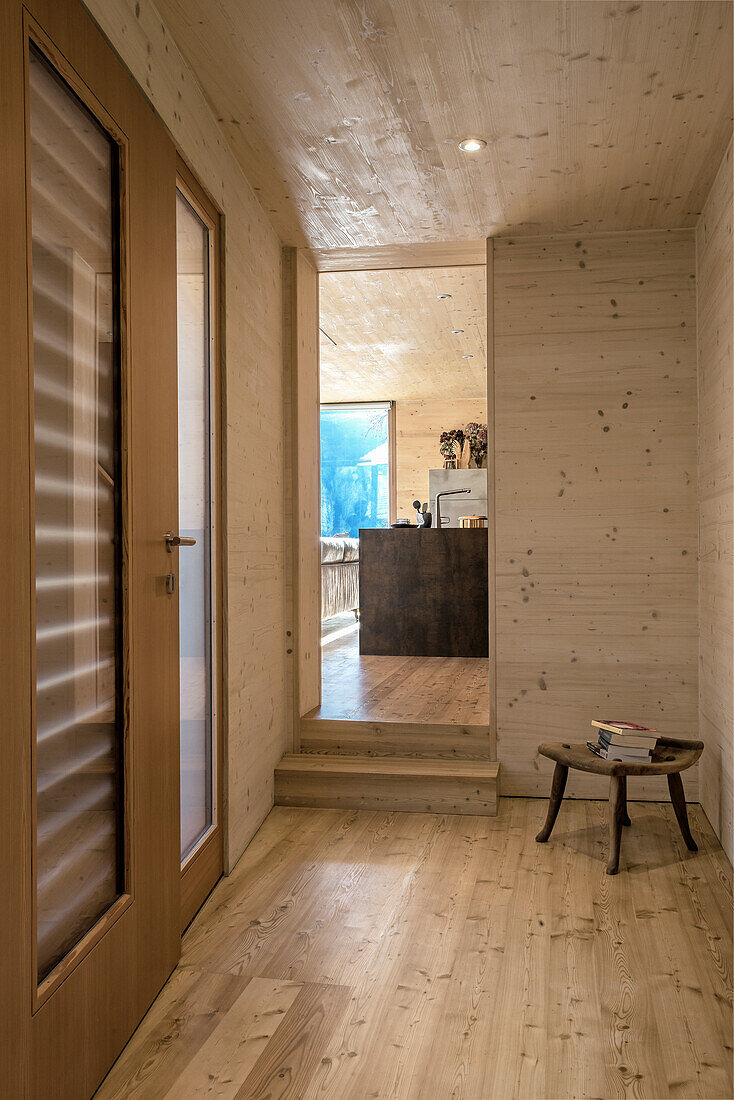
[597, 730, 657, 749]
[587, 741, 653, 762]
[591, 720, 658, 748]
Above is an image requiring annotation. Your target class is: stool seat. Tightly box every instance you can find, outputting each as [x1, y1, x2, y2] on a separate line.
[536, 735, 703, 874]
[538, 737, 702, 777]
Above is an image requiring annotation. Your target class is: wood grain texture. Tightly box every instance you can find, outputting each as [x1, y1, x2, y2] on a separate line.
[284, 248, 321, 727]
[359, 529, 489, 657]
[696, 138, 734, 865]
[607, 774, 627, 873]
[319, 267, 486, 403]
[311, 241, 487, 272]
[310, 614, 489, 727]
[3, 0, 181, 1094]
[492, 230, 699, 800]
[82, 0, 289, 868]
[96, 802, 733, 1099]
[274, 754, 500, 815]
[153, 1, 732, 249]
[538, 737, 703, 777]
[395, 400, 487, 519]
[0, 0, 35, 1088]
[300, 719, 490, 760]
[535, 762, 569, 842]
[235, 981, 353, 1100]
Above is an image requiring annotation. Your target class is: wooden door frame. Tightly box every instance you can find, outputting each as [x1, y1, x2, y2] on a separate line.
[288, 241, 497, 760]
[175, 154, 227, 931]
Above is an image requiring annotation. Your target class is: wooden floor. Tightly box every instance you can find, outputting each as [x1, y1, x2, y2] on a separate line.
[96, 799, 732, 1100]
[309, 614, 489, 724]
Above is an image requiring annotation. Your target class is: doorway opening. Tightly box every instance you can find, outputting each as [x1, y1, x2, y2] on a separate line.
[313, 264, 490, 733]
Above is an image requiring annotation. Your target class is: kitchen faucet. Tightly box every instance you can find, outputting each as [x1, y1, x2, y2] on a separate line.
[435, 487, 471, 528]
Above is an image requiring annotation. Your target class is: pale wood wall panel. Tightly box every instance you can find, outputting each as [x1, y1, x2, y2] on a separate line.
[83, 0, 288, 869]
[493, 230, 699, 799]
[395, 399, 487, 518]
[284, 249, 321, 722]
[696, 139, 734, 863]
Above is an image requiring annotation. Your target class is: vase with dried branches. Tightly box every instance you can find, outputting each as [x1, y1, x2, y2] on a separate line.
[465, 422, 488, 468]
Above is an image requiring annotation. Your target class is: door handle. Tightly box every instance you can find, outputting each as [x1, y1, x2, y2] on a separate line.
[165, 531, 197, 553]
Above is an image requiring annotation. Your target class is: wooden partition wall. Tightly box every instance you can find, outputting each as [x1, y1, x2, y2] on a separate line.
[697, 139, 734, 862]
[284, 248, 321, 740]
[490, 230, 699, 799]
[298, 232, 700, 797]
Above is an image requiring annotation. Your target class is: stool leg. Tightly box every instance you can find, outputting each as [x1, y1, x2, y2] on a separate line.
[536, 762, 568, 842]
[668, 772, 698, 851]
[607, 775, 626, 875]
[622, 784, 631, 827]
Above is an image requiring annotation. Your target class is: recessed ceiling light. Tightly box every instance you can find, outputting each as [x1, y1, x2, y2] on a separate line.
[462, 354, 474, 359]
[458, 137, 487, 152]
[452, 328, 464, 334]
[437, 293, 452, 300]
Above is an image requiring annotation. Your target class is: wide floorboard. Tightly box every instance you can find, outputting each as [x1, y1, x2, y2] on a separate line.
[96, 800, 732, 1100]
[310, 613, 490, 724]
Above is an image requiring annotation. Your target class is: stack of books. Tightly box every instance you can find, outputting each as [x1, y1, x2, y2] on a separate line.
[587, 720, 659, 762]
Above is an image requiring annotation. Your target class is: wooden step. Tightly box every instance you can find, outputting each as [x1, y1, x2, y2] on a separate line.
[299, 717, 491, 760]
[274, 754, 500, 816]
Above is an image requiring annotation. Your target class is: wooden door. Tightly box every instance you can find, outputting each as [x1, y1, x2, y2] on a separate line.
[0, 1, 180, 1096]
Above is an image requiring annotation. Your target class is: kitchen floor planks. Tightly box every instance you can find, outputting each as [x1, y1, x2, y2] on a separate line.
[313, 614, 489, 724]
[95, 800, 733, 1100]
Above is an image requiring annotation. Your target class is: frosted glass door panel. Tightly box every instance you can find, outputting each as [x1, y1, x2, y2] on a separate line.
[176, 191, 215, 861]
[29, 46, 124, 983]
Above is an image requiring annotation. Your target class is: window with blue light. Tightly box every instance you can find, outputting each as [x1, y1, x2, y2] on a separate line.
[320, 403, 391, 537]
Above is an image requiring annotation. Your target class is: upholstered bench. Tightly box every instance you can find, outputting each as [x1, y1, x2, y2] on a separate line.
[320, 535, 359, 619]
[535, 736, 704, 874]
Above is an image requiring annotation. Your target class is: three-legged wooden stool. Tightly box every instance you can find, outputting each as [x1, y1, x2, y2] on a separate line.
[535, 736, 704, 874]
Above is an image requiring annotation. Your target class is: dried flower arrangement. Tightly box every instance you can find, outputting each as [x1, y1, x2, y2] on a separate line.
[439, 428, 466, 468]
[465, 422, 488, 468]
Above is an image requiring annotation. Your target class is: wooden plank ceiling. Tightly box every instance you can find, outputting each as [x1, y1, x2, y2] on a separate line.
[154, 0, 732, 249]
[319, 266, 487, 402]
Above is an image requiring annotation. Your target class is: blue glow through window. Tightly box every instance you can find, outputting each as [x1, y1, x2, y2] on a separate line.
[320, 404, 390, 537]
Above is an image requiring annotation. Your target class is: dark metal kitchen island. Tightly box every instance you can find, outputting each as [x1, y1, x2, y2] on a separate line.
[358, 527, 489, 657]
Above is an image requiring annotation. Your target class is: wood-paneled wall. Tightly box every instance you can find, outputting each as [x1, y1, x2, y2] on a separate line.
[283, 249, 321, 728]
[82, 0, 288, 869]
[492, 230, 699, 799]
[395, 400, 487, 518]
[697, 140, 734, 863]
